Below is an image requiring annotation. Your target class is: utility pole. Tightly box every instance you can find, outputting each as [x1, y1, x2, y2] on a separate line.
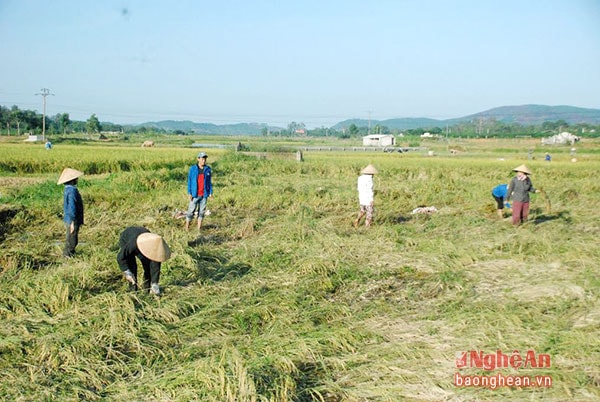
[36, 88, 54, 141]
[367, 110, 373, 135]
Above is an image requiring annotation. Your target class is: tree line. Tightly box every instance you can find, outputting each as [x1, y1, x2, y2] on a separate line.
[262, 119, 599, 139]
[2, 104, 598, 138]
[0, 105, 138, 136]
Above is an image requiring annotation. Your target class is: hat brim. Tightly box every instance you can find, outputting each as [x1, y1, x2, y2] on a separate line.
[57, 168, 84, 184]
[512, 164, 532, 175]
[136, 233, 171, 262]
[361, 165, 378, 175]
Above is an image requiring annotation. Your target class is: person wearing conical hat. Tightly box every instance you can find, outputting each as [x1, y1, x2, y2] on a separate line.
[354, 164, 378, 227]
[116, 226, 171, 295]
[506, 164, 539, 226]
[57, 168, 84, 257]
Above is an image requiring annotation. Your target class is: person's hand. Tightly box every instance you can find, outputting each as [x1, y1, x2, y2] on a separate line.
[69, 221, 75, 234]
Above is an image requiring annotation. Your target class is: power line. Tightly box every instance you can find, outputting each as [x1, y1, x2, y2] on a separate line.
[35, 88, 54, 141]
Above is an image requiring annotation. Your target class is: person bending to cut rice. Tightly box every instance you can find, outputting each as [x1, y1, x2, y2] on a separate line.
[117, 226, 171, 296]
[491, 183, 511, 219]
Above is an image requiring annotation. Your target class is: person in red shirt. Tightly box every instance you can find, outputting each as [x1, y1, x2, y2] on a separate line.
[185, 152, 213, 230]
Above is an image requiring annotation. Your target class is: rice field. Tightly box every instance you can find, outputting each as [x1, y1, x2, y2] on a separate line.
[0, 136, 599, 401]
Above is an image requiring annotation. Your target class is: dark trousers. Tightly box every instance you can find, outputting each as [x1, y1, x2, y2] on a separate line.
[64, 222, 80, 257]
[492, 194, 504, 210]
[121, 256, 161, 290]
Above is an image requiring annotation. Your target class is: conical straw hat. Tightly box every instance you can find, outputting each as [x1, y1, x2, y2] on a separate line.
[57, 168, 84, 184]
[136, 233, 171, 262]
[361, 164, 378, 175]
[512, 164, 532, 175]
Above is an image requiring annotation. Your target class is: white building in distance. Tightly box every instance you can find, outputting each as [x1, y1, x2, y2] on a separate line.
[362, 134, 395, 147]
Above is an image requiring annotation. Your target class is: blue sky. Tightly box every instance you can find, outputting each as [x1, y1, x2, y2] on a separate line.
[1, 0, 599, 128]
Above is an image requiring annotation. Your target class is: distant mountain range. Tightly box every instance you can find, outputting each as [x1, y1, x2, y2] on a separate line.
[137, 105, 600, 134]
[137, 120, 275, 135]
[332, 105, 600, 130]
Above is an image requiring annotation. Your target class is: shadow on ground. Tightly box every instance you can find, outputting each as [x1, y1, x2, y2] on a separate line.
[175, 246, 251, 285]
[532, 209, 572, 224]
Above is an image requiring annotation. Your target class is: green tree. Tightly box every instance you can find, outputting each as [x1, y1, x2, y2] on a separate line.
[58, 113, 71, 134]
[9, 106, 24, 135]
[20, 109, 40, 133]
[348, 123, 359, 136]
[86, 114, 101, 134]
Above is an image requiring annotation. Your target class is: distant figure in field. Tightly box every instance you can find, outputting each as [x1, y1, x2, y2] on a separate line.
[354, 164, 378, 227]
[141, 140, 154, 147]
[45, 140, 53, 150]
[491, 183, 511, 219]
[117, 226, 171, 296]
[185, 152, 213, 231]
[545, 153, 551, 162]
[57, 168, 84, 258]
[506, 165, 539, 226]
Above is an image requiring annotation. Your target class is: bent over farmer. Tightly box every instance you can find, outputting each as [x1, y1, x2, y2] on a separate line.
[491, 183, 511, 219]
[117, 226, 171, 296]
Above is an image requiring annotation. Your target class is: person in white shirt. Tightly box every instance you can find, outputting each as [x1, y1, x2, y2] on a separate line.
[354, 164, 378, 227]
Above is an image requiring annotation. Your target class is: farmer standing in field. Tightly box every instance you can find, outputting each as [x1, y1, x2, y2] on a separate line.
[117, 226, 171, 296]
[57, 168, 84, 258]
[491, 183, 511, 219]
[185, 152, 213, 231]
[354, 164, 378, 227]
[506, 164, 539, 226]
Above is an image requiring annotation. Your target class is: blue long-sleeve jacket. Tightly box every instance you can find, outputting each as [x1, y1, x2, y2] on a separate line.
[187, 164, 213, 198]
[63, 185, 84, 225]
[492, 184, 508, 199]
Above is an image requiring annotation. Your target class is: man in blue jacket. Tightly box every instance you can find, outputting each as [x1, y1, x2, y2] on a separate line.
[185, 152, 213, 231]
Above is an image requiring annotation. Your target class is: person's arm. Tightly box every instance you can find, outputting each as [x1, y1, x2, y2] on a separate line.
[206, 166, 213, 197]
[63, 187, 76, 227]
[116, 241, 136, 270]
[187, 166, 194, 200]
[505, 179, 514, 202]
[530, 182, 538, 193]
